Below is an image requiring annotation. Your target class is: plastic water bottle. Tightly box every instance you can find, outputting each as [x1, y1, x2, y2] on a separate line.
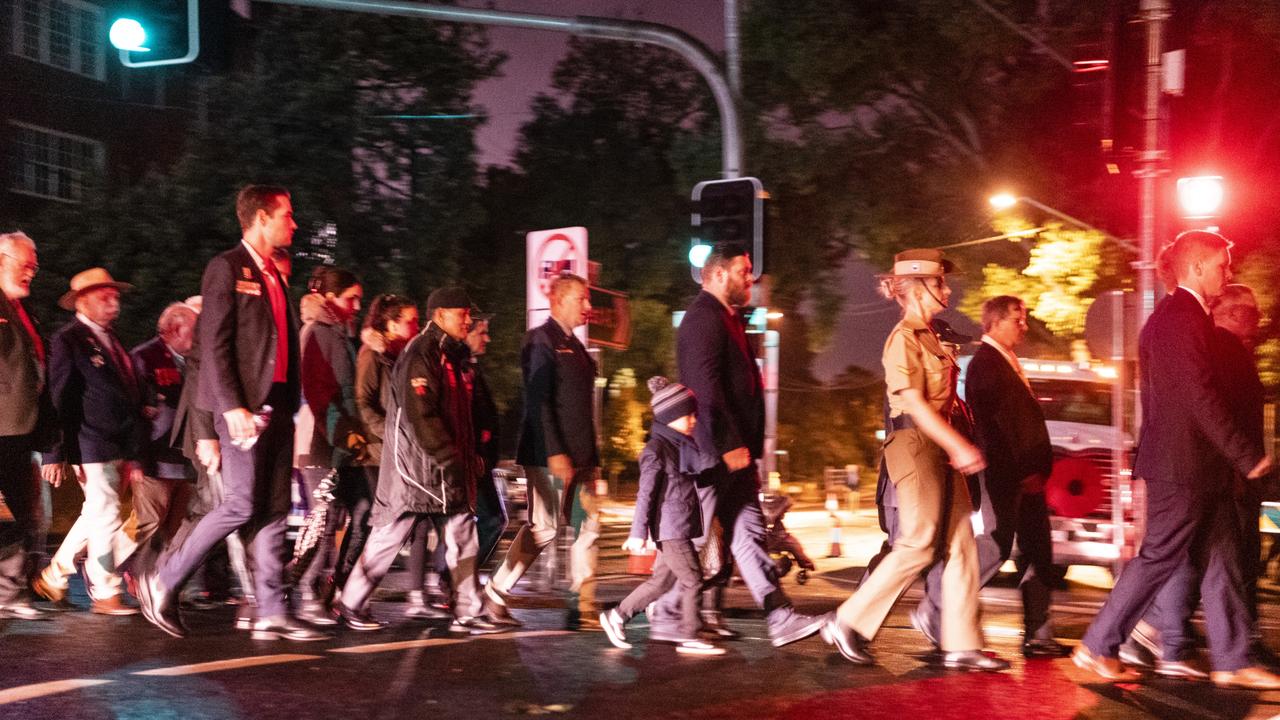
[233, 405, 273, 450]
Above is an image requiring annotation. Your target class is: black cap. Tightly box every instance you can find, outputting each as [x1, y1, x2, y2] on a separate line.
[426, 286, 472, 311]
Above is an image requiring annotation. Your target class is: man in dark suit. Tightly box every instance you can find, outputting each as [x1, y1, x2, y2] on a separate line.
[130, 302, 198, 552]
[912, 296, 1065, 658]
[1074, 230, 1278, 689]
[138, 184, 327, 641]
[649, 242, 823, 647]
[0, 232, 54, 619]
[483, 274, 601, 627]
[35, 268, 144, 616]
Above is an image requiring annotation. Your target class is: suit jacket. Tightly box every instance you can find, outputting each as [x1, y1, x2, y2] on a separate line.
[43, 318, 145, 465]
[170, 329, 216, 462]
[197, 243, 300, 419]
[1133, 288, 1261, 485]
[131, 336, 193, 478]
[0, 295, 53, 443]
[676, 290, 764, 472]
[631, 424, 703, 542]
[1212, 327, 1264, 452]
[515, 318, 599, 469]
[965, 341, 1053, 491]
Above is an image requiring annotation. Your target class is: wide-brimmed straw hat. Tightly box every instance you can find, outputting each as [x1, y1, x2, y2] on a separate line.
[876, 248, 958, 278]
[58, 268, 134, 310]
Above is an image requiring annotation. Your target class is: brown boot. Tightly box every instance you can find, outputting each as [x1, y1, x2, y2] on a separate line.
[91, 595, 140, 616]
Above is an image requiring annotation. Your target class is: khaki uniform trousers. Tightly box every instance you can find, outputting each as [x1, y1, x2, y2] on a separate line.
[836, 428, 983, 652]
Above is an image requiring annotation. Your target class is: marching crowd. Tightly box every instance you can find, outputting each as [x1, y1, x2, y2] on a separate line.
[0, 184, 1277, 686]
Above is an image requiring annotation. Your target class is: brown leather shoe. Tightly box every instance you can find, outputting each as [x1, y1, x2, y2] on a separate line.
[1071, 645, 1142, 682]
[91, 595, 140, 616]
[1210, 666, 1280, 690]
[32, 569, 66, 603]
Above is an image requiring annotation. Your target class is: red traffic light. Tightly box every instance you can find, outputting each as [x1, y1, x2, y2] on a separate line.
[1176, 175, 1224, 220]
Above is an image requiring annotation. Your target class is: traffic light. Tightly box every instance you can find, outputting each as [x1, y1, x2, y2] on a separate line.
[109, 0, 200, 68]
[1176, 175, 1224, 221]
[690, 177, 765, 282]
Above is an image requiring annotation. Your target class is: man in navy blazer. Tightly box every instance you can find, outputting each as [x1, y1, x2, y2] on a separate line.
[138, 185, 326, 641]
[1074, 231, 1277, 689]
[35, 267, 144, 616]
[0, 232, 55, 619]
[649, 243, 822, 648]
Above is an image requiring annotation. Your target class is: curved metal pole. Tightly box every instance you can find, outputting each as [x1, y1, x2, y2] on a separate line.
[259, 0, 743, 178]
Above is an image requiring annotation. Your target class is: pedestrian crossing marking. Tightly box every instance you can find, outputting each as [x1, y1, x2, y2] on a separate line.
[132, 653, 322, 676]
[0, 678, 111, 705]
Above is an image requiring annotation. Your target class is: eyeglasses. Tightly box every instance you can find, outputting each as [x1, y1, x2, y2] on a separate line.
[1, 254, 38, 274]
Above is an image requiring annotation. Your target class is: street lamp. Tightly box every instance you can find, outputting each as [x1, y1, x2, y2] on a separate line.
[1176, 175, 1224, 220]
[988, 193, 1138, 252]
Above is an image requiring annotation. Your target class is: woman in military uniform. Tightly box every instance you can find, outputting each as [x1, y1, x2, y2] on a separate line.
[820, 248, 1008, 671]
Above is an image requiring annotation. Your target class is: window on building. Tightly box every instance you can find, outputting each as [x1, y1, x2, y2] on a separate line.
[8, 122, 104, 203]
[10, 0, 105, 80]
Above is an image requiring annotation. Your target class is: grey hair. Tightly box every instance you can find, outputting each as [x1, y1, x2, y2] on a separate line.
[156, 302, 197, 336]
[0, 232, 36, 256]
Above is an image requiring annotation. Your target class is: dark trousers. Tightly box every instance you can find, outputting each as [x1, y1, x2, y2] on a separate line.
[1082, 478, 1250, 671]
[651, 463, 785, 628]
[0, 434, 38, 603]
[406, 470, 508, 590]
[133, 476, 194, 552]
[298, 465, 373, 597]
[617, 539, 703, 640]
[920, 477, 1055, 641]
[158, 385, 294, 618]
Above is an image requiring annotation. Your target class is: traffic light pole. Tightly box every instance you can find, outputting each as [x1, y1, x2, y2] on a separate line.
[257, 0, 743, 179]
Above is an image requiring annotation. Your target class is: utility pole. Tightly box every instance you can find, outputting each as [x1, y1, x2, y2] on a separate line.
[1136, 0, 1169, 328]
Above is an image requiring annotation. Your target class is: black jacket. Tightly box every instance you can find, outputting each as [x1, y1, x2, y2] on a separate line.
[372, 323, 479, 524]
[43, 318, 145, 465]
[676, 290, 764, 472]
[197, 243, 300, 418]
[1133, 288, 1261, 485]
[0, 295, 53, 444]
[965, 342, 1053, 491]
[355, 335, 395, 466]
[131, 336, 194, 478]
[515, 317, 598, 468]
[630, 424, 703, 543]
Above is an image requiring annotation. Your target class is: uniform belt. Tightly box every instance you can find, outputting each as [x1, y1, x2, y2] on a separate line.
[887, 414, 917, 432]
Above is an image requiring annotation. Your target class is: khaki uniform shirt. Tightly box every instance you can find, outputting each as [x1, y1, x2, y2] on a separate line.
[882, 316, 958, 418]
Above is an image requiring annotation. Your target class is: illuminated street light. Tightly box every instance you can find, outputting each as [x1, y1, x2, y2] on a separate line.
[988, 193, 1137, 252]
[108, 18, 149, 52]
[1176, 175, 1224, 220]
[688, 242, 712, 268]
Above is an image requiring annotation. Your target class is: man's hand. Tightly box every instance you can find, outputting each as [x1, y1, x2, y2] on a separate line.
[124, 462, 145, 486]
[40, 463, 65, 488]
[142, 406, 160, 420]
[196, 439, 221, 474]
[1021, 473, 1047, 495]
[223, 408, 256, 443]
[949, 442, 987, 475]
[622, 537, 646, 553]
[547, 453, 573, 482]
[722, 447, 751, 473]
[1247, 455, 1274, 480]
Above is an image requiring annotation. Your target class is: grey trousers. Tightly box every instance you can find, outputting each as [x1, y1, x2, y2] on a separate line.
[342, 511, 482, 619]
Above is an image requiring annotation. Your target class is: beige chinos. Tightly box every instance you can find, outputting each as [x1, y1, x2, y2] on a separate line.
[835, 317, 983, 652]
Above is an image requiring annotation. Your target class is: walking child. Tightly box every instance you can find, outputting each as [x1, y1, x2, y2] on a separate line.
[600, 377, 724, 656]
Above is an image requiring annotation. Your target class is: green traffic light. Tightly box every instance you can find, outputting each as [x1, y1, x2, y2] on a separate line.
[109, 18, 150, 52]
[688, 243, 712, 268]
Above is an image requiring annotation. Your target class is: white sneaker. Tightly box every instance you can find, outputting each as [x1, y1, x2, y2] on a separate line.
[600, 609, 631, 649]
[677, 639, 725, 656]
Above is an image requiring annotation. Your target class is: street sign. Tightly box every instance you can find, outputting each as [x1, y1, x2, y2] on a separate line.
[587, 286, 631, 350]
[526, 226, 588, 342]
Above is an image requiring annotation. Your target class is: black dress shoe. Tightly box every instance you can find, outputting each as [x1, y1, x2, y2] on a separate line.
[451, 615, 508, 635]
[0, 600, 51, 621]
[336, 604, 386, 631]
[1022, 638, 1071, 659]
[699, 612, 741, 641]
[136, 565, 186, 638]
[251, 615, 334, 641]
[943, 650, 1011, 672]
[819, 616, 874, 665]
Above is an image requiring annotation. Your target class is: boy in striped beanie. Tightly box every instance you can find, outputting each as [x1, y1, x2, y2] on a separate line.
[599, 377, 724, 655]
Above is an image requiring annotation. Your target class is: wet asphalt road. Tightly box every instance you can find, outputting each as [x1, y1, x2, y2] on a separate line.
[5, 514, 1280, 720]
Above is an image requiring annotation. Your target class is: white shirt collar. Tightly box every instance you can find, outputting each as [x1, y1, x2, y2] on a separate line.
[76, 312, 113, 345]
[1177, 285, 1210, 315]
[241, 238, 271, 273]
[981, 334, 1021, 368]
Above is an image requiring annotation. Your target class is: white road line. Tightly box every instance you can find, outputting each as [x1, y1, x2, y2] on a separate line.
[132, 654, 322, 676]
[0, 678, 113, 705]
[329, 638, 469, 654]
[472, 630, 574, 641]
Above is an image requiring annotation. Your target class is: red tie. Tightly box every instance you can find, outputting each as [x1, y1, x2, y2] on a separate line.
[262, 266, 289, 383]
